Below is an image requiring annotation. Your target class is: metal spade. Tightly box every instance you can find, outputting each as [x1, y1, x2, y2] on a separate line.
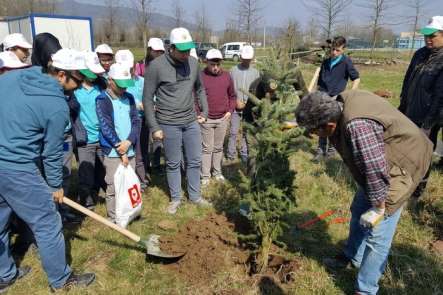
[63, 198, 185, 259]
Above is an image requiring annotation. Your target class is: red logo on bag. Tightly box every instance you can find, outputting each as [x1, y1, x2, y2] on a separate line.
[127, 185, 142, 208]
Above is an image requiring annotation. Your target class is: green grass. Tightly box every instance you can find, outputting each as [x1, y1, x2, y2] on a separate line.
[7, 63, 443, 294]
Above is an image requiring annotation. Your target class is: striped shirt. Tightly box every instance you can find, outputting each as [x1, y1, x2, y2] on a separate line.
[345, 119, 390, 204]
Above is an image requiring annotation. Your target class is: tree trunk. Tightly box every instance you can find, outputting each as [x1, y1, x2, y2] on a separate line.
[255, 234, 272, 273]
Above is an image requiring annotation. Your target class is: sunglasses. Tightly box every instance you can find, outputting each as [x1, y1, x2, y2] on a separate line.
[67, 71, 84, 85]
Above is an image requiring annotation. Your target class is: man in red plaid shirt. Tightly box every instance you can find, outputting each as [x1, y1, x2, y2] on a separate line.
[295, 90, 433, 295]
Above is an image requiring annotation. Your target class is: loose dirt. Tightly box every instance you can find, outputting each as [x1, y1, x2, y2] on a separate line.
[160, 213, 299, 291]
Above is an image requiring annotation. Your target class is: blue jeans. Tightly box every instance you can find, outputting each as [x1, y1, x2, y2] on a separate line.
[0, 169, 71, 288]
[344, 188, 403, 295]
[160, 121, 202, 202]
[227, 111, 248, 160]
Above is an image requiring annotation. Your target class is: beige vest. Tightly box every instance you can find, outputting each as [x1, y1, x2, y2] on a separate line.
[331, 90, 433, 214]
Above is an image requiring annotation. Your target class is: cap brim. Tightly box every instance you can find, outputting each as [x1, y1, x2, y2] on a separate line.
[420, 27, 439, 36]
[174, 42, 195, 51]
[114, 79, 134, 88]
[80, 69, 97, 79]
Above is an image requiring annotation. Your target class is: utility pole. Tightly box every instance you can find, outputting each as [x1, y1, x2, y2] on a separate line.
[263, 25, 266, 48]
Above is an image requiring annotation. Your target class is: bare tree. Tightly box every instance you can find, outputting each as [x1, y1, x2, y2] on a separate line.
[222, 18, 242, 44]
[235, 0, 263, 43]
[279, 18, 302, 53]
[132, 0, 154, 47]
[172, 0, 185, 28]
[304, 17, 320, 46]
[194, 3, 212, 43]
[104, 0, 120, 43]
[406, 0, 428, 55]
[359, 0, 396, 61]
[302, 0, 352, 39]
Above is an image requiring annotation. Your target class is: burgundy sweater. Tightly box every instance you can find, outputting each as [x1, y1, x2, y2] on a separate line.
[200, 69, 237, 119]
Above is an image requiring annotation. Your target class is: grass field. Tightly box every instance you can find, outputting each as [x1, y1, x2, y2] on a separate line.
[7, 61, 443, 294]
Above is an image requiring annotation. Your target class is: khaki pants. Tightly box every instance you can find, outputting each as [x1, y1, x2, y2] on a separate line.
[200, 117, 229, 179]
[103, 156, 136, 221]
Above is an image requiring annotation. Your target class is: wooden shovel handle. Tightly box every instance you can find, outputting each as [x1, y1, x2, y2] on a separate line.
[308, 67, 321, 93]
[63, 197, 141, 243]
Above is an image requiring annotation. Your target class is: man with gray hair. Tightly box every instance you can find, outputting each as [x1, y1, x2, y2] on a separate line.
[295, 90, 433, 295]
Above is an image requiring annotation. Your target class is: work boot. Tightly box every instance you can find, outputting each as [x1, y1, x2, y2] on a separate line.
[50, 272, 95, 292]
[0, 266, 32, 294]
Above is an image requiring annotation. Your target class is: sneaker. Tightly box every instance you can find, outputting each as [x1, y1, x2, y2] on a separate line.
[167, 201, 181, 214]
[50, 272, 95, 292]
[214, 174, 226, 182]
[313, 148, 325, 162]
[0, 266, 32, 294]
[192, 198, 212, 208]
[326, 146, 337, 158]
[201, 178, 210, 187]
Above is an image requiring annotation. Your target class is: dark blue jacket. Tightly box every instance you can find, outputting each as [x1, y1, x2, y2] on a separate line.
[71, 78, 107, 146]
[96, 91, 140, 156]
[318, 55, 359, 96]
[399, 47, 443, 129]
[0, 66, 68, 190]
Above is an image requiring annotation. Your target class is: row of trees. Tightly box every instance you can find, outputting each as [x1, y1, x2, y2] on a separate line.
[1, 0, 431, 52]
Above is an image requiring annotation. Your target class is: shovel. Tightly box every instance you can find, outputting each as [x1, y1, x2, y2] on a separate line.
[63, 198, 185, 259]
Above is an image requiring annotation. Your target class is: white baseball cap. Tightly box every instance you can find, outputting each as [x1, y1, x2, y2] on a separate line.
[108, 63, 134, 88]
[420, 16, 443, 36]
[170, 27, 195, 51]
[51, 49, 87, 71]
[206, 48, 223, 60]
[240, 45, 254, 59]
[0, 51, 30, 69]
[115, 49, 135, 69]
[79, 51, 105, 79]
[95, 43, 114, 55]
[3, 33, 32, 50]
[147, 38, 165, 51]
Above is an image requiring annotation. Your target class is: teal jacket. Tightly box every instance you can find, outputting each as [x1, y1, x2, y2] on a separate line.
[0, 67, 69, 190]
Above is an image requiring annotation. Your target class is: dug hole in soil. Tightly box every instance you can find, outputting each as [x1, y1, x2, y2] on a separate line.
[160, 213, 299, 291]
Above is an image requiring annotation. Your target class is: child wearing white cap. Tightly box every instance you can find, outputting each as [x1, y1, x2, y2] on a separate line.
[2, 33, 32, 63]
[226, 45, 260, 163]
[0, 51, 30, 75]
[199, 49, 237, 186]
[115, 49, 149, 190]
[72, 51, 107, 209]
[95, 43, 114, 73]
[96, 63, 140, 222]
[0, 47, 96, 292]
[135, 37, 165, 77]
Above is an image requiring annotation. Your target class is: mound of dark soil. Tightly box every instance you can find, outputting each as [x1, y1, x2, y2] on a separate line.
[160, 213, 299, 290]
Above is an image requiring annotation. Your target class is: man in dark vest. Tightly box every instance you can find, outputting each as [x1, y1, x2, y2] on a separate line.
[295, 90, 433, 295]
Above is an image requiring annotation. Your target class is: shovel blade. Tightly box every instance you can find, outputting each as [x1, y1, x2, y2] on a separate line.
[143, 234, 186, 259]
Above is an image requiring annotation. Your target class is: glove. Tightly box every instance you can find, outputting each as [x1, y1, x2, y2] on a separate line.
[360, 207, 385, 228]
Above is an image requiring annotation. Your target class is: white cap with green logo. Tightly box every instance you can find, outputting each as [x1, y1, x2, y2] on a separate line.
[108, 63, 134, 88]
[420, 16, 443, 36]
[170, 27, 195, 51]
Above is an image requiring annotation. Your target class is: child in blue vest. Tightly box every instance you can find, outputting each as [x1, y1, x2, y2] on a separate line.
[96, 63, 140, 222]
[115, 49, 149, 190]
[73, 52, 107, 209]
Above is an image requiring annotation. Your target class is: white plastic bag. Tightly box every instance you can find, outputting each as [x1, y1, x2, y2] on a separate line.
[114, 164, 142, 228]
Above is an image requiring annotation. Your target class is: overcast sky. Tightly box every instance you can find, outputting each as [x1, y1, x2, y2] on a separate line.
[83, 0, 443, 32]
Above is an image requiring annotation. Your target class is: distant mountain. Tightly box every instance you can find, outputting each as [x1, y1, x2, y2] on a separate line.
[56, 0, 197, 31]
